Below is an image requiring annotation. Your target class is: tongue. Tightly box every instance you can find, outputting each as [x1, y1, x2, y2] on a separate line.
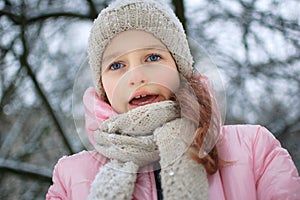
[130, 95, 157, 105]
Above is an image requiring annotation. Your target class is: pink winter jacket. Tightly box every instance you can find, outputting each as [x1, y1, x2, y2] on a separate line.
[46, 88, 300, 199]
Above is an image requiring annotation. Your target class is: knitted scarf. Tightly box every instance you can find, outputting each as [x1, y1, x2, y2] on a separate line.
[84, 88, 208, 200]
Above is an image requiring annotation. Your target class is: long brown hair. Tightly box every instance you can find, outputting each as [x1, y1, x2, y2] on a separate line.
[175, 74, 221, 175]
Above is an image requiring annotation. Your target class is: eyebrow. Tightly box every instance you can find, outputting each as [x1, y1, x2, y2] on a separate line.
[102, 44, 169, 64]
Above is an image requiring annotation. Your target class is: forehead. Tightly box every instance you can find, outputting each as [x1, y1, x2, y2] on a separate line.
[102, 30, 168, 62]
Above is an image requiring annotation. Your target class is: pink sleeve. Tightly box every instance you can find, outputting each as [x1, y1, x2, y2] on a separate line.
[253, 126, 300, 199]
[46, 158, 68, 200]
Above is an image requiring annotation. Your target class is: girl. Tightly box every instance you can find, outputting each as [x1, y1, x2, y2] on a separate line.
[47, 0, 300, 199]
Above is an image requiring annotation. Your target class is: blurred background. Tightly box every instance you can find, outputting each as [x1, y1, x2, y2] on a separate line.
[0, 0, 299, 199]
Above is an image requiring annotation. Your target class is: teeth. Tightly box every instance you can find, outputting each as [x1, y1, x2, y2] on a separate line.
[134, 95, 147, 99]
[138, 100, 150, 105]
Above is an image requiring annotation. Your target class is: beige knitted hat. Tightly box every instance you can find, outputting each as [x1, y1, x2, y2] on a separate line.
[88, 0, 194, 97]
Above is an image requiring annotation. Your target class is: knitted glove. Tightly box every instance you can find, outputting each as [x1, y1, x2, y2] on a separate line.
[88, 160, 138, 200]
[154, 118, 209, 200]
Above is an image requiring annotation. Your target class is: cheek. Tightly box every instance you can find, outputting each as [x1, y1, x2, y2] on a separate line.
[101, 76, 116, 103]
[146, 64, 180, 92]
[102, 74, 128, 113]
[159, 70, 180, 91]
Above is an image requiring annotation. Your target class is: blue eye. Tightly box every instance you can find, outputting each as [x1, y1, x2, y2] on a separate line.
[146, 54, 161, 62]
[109, 62, 124, 71]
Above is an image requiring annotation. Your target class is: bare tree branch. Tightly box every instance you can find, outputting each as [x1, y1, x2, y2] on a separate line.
[0, 158, 52, 181]
[172, 0, 187, 32]
[19, 13, 75, 154]
[0, 110, 30, 158]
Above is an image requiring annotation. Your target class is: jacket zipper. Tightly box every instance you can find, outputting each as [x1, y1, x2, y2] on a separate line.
[154, 163, 163, 200]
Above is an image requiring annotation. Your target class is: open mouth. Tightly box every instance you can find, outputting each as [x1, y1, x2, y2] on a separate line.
[129, 94, 160, 107]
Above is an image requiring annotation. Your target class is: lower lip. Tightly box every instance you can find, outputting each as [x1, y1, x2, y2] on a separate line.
[128, 95, 161, 110]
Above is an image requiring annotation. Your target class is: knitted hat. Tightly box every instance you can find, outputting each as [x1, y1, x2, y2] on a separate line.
[88, 0, 194, 98]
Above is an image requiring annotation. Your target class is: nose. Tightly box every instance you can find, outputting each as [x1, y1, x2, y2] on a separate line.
[128, 66, 147, 86]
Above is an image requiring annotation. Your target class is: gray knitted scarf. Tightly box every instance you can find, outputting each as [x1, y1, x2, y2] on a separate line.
[88, 101, 208, 200]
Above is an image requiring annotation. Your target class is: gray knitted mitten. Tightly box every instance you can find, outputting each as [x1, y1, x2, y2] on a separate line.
[154, 118, 209, 200]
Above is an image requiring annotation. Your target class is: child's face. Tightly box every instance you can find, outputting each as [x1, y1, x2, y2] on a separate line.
[101, 30, 180, 113]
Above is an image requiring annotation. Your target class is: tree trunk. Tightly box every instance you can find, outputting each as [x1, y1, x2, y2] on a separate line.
[172, 0, 187, 33]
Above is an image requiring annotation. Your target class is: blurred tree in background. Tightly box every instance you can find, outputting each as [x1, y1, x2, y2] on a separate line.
[0, 0, 299, 199]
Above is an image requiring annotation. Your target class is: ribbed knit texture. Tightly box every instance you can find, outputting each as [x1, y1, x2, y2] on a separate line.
[88, 101, 208, 200]
[154, 118, 209, 199]
[88, 0, 194, 97]
[93, 101, 178, 166]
